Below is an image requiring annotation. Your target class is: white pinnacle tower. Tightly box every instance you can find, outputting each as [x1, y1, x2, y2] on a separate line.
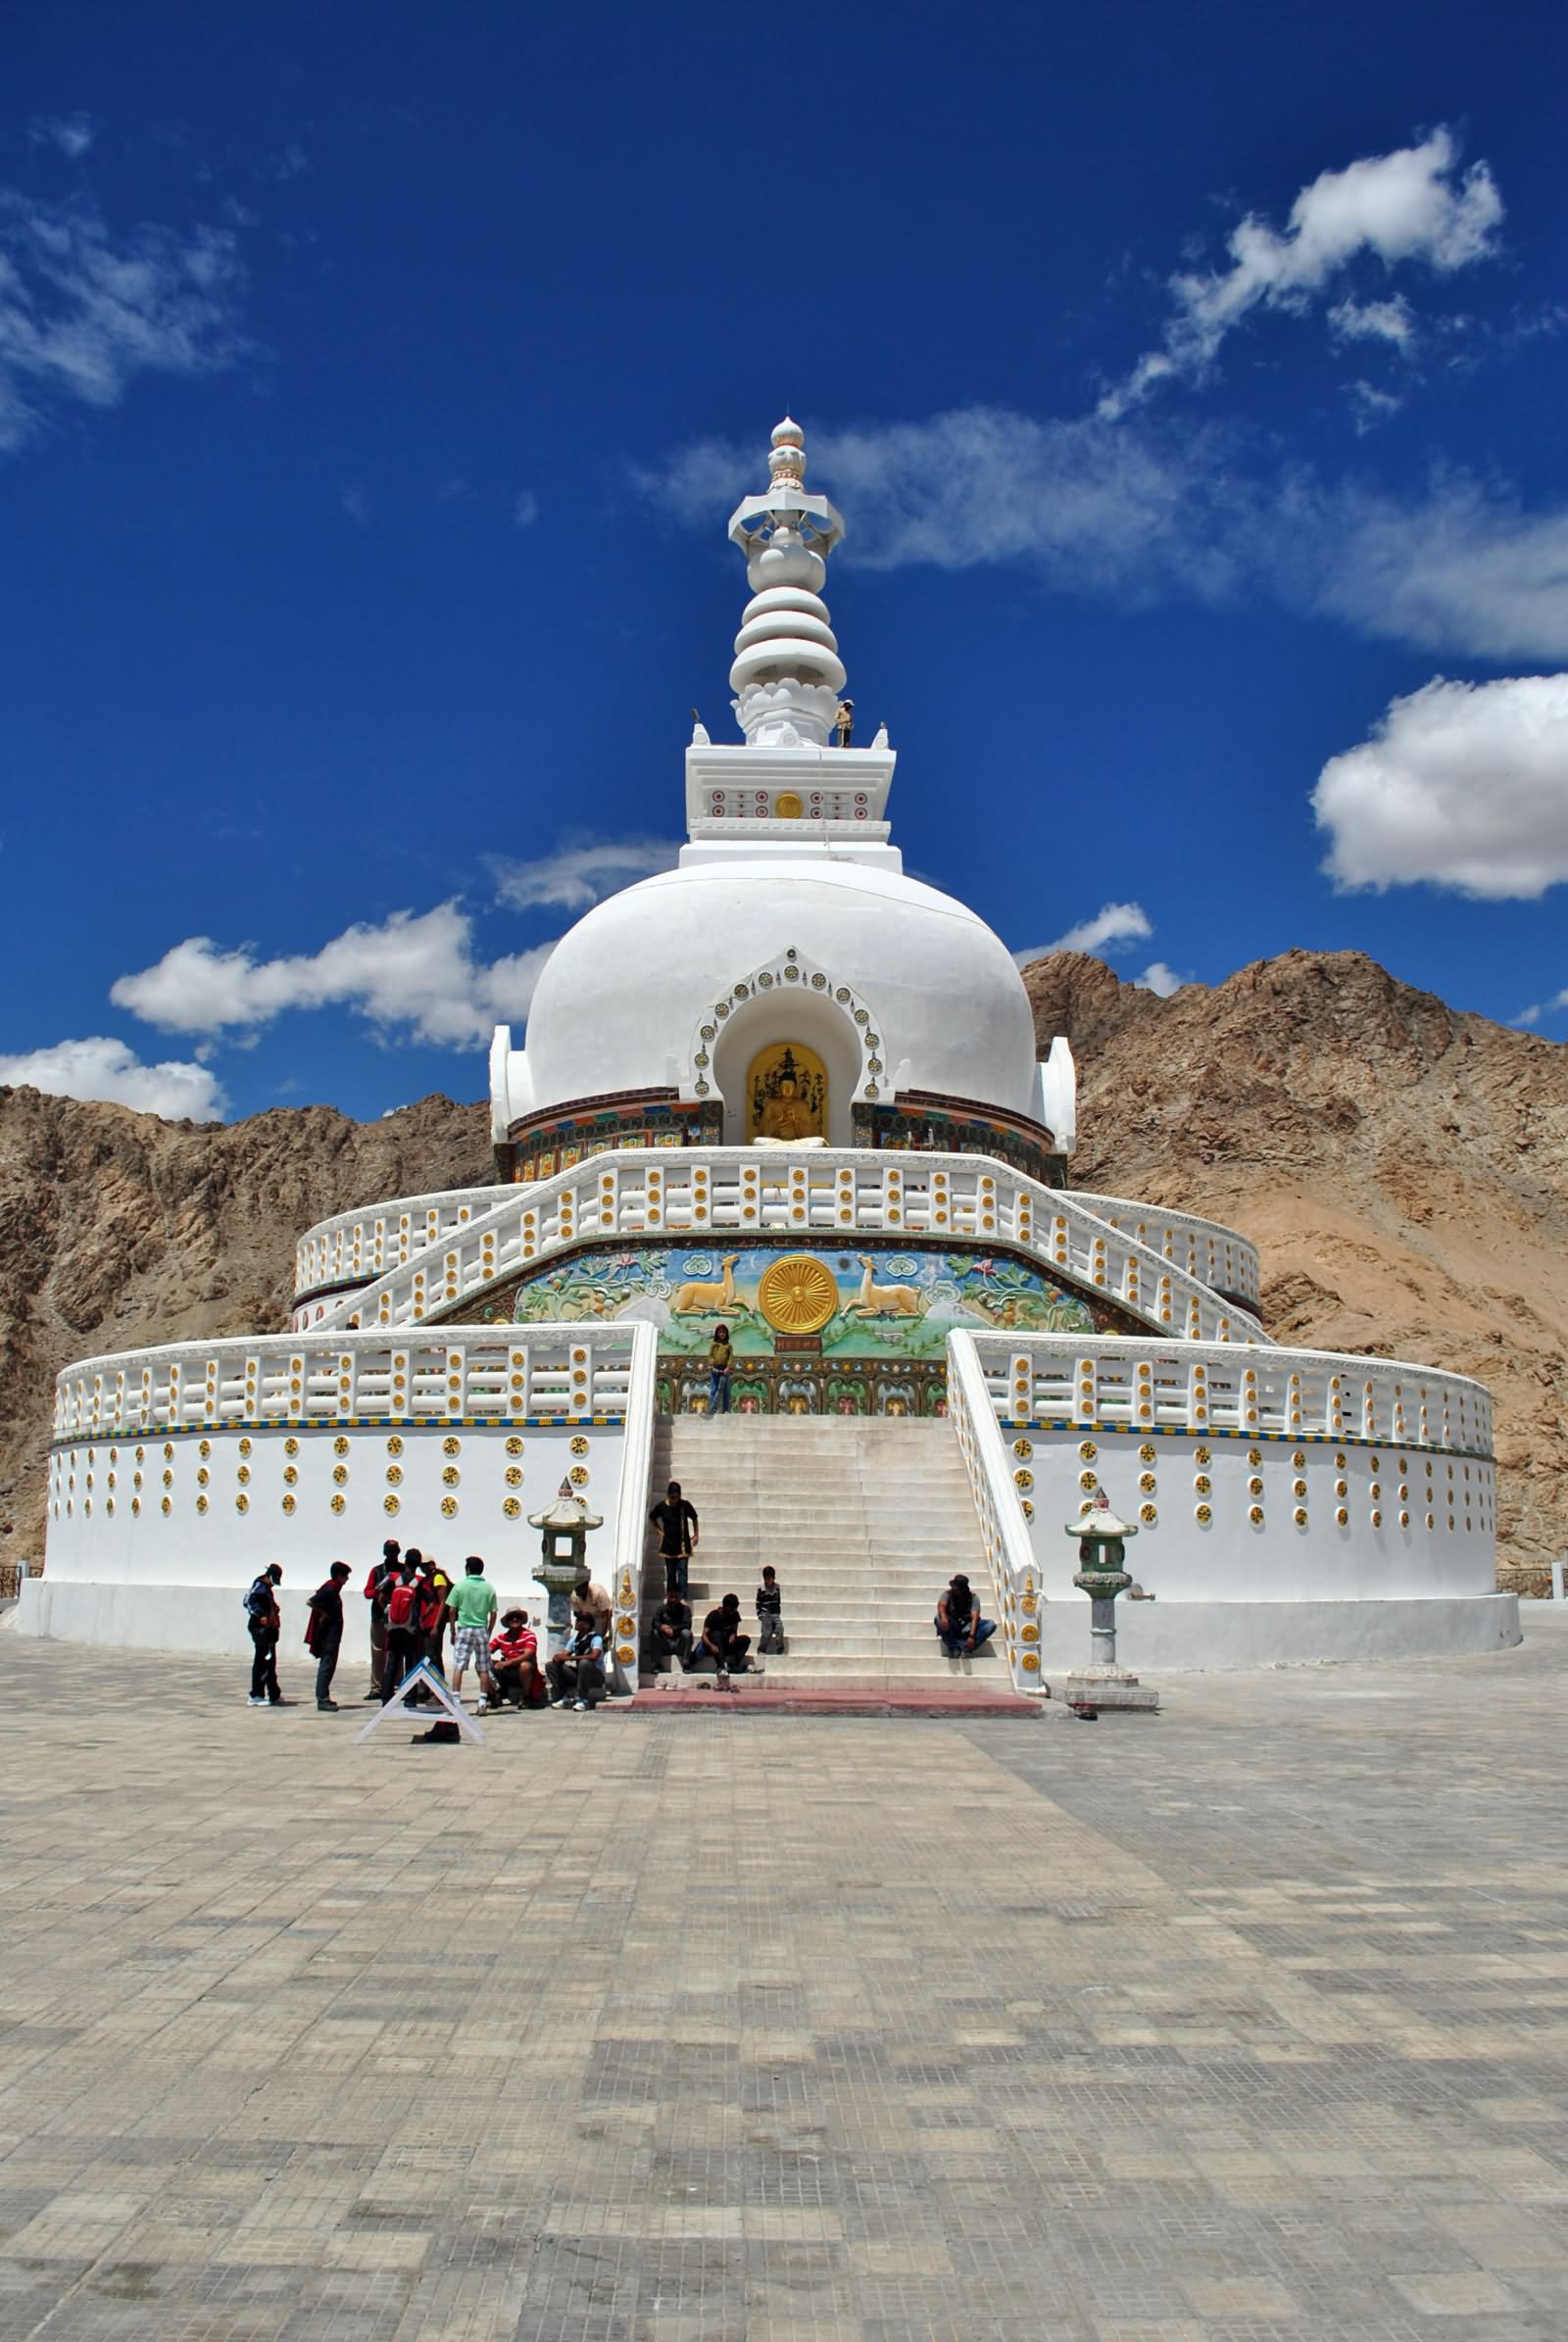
[727, 417, 848, 747]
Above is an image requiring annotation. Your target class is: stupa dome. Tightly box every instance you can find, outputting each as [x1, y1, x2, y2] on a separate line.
[518, 854, 1041, 1140]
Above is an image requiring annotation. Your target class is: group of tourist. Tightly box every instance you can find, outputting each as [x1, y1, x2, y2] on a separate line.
[241, 1470, 996, 1713]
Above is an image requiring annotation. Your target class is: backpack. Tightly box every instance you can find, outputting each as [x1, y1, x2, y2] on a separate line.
[387, 1579, 417, 1629]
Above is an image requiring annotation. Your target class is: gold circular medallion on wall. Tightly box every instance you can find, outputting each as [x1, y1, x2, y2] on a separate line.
[1139, 1442, 1156, 1463]
[505, 1466, 522, 1487]
[505, 1436, 523, 1456]
[386, 1464, 403, 1486]
[331, 1493, 346, 1514]
[503, 1496, 521, 1518]
[334, 1437, 350, 1457]
[384, 1493, 400, 1515]
[284, 1438, 299, 1457]
[774, 791, 804, 818]
[569, 1435, 590, 1456]
[387, 1436, 405, 1456]
[757, 1253, 839, 1336]
[569, 1465, 589, 1487]
[442, 1465, 460, 1487]
[443, 1437, 461, 1457]
[441, 1496, 458, 1517]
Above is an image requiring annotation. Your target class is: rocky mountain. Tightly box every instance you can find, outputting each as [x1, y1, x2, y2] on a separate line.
[1025, 949, 1568, 1568]
[2, 946, 1564, 1572]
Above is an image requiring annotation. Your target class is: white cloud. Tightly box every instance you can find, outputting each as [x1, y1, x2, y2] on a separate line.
[1012, 902, 1152, 965]
[1330, 294, 1417, 349]
[1297, 474, 1568, 660]
[0, 189, 246, 455]
[647, 397, 1568, 662]
[1346, 379, 1404, 433]
[1135, 961, 1185, 997]
[1312, 673, 1568, 899]
[489, 836, 680, 911]
[0, 1036, 227, 1120]
[512, 488, 539, 529]
[1516, 990, 1568, 1027]
[111, 903, 555, 1048]
[29, 114, 95, 161]
[338, 477, 370, 525]
[1100, 128, 1501, 415]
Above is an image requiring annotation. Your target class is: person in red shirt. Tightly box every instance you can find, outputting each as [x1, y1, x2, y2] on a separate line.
[489, 1608, 547, 1707]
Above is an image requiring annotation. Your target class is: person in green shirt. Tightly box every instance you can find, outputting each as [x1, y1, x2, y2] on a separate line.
[446, 1556, 501, 1710]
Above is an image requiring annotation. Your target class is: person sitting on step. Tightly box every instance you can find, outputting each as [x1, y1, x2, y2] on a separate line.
[755, 1566, 784, 1654]
[645, 1589, 693, 1673]
[548, 1616, 608, 1711]
[935, 1574, 997, 1659]
[690, 1591, 756, 1683]
[489, 1609, 548, 1707]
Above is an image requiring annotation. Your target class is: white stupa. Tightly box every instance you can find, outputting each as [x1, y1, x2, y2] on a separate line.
[23, 418, 1518, 1683]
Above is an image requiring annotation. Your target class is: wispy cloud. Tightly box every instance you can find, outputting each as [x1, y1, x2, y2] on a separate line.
[490, 835, 680, 912]
[1099, 127, 1502, 416]
[1012, 903, 1153, 966]
[1312, 673, 1568, 900]
[645, 406, 1568, 662]
[338, 477, 371, 525]
[111, 903, 555, 1049]
[0, 187, 247, 455]
[29, 113, 95, 161]
[0, 1035, 226, 1120]
[512, 488, 540, 529]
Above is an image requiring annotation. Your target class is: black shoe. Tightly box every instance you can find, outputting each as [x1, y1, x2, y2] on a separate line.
[317, 1700, 339, 1711]
[268, 1697, 297, 1707]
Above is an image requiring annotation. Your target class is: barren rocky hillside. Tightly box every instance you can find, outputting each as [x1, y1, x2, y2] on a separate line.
[1026, 949, 1568, 1565]
[3, 946, 1564, 1568]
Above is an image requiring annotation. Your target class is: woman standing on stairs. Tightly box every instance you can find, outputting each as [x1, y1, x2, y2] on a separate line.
[707, 1324, 734, 1415]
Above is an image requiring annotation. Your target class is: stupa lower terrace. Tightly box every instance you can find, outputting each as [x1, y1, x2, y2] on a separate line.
[24, 418, 1518, 1683]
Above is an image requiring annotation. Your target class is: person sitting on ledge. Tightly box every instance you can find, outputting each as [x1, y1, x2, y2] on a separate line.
[489, 1609, 547, 1707]
[548, 1615, 608, 1711]
[690, 1591, 757, 1683]
[935, 1575, 996, 1659]
[645, 1589, 692, 1673]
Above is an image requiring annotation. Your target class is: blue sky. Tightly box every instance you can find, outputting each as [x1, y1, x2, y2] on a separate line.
[3, 0, 1567, 1122]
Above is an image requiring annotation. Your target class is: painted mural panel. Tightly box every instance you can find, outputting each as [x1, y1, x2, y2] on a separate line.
[507, 1242, 1095, 1356]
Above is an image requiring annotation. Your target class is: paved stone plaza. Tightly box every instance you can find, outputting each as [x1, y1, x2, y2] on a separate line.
[3, 1622, 1568, 2341]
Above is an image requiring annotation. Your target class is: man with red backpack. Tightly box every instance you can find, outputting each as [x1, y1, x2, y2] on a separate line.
[305, 1562, 353, 1710]
[379, 1553, 425, 1703]
[364, 1538, 400, 1699]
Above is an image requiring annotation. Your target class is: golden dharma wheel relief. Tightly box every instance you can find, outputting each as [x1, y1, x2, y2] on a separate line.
[757, 1252, 839, 1336]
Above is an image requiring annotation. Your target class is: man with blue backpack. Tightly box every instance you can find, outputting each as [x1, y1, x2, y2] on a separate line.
[244, 1564, 294, 1707]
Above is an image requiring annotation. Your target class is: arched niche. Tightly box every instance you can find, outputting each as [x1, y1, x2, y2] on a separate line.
[701, 964, 880, 1147]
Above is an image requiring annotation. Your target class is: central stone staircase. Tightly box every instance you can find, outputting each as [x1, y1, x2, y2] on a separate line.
[640, 1413, 1007, 1690]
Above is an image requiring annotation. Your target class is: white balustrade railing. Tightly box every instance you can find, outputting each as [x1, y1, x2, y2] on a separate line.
[304, 1147, 1265, 1347]
[947, 1332, 1047, 1692]
[52, 1325, 645, 1442]
[607, 1323, 661, 1694]
[294, 1185, 500, 1300]
[1063, 1192, 1260, 1307]
[965, 1332, 1493, 1457]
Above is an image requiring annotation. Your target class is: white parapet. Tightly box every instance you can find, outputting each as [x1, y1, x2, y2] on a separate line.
[24, 1323, 661, 1672]
[945, 1330, 1517, 1672]
[291, 1147, 1267, 1348]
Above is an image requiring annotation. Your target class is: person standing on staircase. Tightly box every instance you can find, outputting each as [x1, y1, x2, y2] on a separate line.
[707, 1324, 734, 1415]
[756, 1566, 785, 1654]
[650, 1481, 699, 1597]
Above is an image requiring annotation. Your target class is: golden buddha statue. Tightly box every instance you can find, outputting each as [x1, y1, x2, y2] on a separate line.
[749, 1044, 826, 1145]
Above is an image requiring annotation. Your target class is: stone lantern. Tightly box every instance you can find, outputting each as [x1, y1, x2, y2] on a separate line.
[1057, 1489, 1157, 1712]
[528, 1478, 605, 1656]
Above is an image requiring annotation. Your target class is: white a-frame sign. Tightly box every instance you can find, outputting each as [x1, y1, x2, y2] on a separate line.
[355, 1660, 486, 1744]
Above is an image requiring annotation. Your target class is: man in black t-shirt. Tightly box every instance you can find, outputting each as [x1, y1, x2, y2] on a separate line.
[645, 1590, 693, 1673]
[649, 1481, 699, 1597]
[693, 1592, 754, 1683]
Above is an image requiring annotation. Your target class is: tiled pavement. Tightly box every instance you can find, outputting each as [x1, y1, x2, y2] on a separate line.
[2, 1619, 1568, 2340]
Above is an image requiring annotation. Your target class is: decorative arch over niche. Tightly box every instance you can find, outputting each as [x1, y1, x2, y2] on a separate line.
[679, 949, 890, 1147]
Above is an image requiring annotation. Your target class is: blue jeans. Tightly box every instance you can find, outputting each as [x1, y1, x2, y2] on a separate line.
[708, 1369, 731, 1414]
[936, 1615, 996, 1656]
